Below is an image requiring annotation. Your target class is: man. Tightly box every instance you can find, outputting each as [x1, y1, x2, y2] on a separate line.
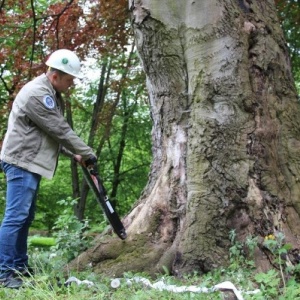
[0, 49, 96, 288]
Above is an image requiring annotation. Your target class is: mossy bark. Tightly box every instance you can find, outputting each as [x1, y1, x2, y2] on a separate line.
[67, 0, 300, 276]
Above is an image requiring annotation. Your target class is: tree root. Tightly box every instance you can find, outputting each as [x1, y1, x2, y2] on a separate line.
[65, 231, 174, 278]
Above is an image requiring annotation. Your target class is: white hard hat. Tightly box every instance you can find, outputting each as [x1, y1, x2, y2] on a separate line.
[46, 49, 83, 78]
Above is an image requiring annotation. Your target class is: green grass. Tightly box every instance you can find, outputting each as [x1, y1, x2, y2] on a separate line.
[0, 269, 232, 300]
[2, 229, 297, 299]
[0, 248, 299, 300]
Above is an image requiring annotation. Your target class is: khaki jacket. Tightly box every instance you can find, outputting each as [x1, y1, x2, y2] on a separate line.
[0, 74, 94, 179]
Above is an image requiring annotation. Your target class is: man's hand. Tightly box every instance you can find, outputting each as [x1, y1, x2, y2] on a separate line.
[73, 154, 97, 167]
[73, 154, 83, 165]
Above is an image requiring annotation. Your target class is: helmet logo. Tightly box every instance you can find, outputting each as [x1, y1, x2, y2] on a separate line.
[62, 58, 68, 64]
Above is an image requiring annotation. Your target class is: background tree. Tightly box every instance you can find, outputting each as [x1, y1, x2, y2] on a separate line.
[275, 0, 300, 86]
[67, 0, 300, 277]
[0, 0, 151, 231]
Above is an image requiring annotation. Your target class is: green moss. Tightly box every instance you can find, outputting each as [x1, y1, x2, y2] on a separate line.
[89, 231, 169, 277]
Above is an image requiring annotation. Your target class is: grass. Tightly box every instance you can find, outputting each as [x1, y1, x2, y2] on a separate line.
[2, 230, 299, 299]
[0, 266, 237, 300]
[0, 246, 299, 300]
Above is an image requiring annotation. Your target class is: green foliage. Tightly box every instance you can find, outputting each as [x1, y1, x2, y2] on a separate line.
[228, 230, 257, 270]
[263, 232, 293, 258]
[50, 197, 92, 262]
[98, 97, 151, 214]
[228, 231, 300, 299]
[279, 278, 300, 300]
[254, 269, 281, 299]
[34, 158, 73, 232]
[69, 49, 151, 219]
[262, 232, 294, 291]
[276, 0, 300, 86]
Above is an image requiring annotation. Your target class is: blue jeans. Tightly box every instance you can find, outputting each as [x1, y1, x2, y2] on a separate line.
[0, 162, 41, 272]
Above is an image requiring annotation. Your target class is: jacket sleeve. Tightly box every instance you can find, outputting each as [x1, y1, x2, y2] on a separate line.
[23, 94, 95, 160]
[60, 146, 74, 158]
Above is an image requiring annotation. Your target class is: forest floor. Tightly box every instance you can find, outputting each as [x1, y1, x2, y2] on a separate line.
[0, 232, 298, 299]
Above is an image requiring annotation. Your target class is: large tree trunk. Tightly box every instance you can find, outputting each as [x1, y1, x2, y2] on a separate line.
[67, 0, 300, 277]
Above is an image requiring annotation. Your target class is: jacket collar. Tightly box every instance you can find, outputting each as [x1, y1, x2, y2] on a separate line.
[37, 73, 57, 96]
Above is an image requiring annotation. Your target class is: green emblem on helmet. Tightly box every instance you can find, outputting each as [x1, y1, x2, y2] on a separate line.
[62, 58, 68, 64]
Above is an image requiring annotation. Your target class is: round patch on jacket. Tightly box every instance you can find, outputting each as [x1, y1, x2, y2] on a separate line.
[43, 95, 55, 109]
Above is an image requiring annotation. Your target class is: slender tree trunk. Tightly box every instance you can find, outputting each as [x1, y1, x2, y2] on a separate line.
[76, 61, 111, 220]
[110, 91, 131, 204]
[68, 0, 300, 277]
[65, 100, 81, 200]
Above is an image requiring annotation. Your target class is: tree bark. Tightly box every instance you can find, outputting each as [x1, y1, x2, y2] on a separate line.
[67, 0, 300, 277]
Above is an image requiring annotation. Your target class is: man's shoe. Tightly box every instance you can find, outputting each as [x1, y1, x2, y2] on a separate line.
[18, 266, 34, 277]
[3, 276, 22, 289]
[0, 270, 13, 282]
[0, 271, 22, 289]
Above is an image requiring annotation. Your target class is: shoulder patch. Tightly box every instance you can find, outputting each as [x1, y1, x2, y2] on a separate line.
[43, 95, 55, 109]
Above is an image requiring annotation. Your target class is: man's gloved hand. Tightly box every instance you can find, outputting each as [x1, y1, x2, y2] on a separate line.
[84, 155, 97, 167]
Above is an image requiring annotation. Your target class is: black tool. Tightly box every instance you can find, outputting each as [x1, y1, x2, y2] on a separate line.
[82, 164, 127, 240]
